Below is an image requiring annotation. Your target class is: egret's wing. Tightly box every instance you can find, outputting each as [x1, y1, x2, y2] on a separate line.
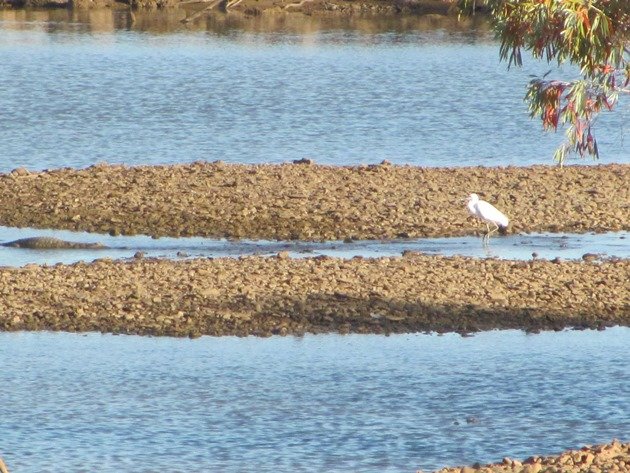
[476, 200, 509, 226]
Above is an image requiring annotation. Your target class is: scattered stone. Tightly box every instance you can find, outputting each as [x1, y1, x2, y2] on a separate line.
[582, 252, 600, 262]
[134, 251, 145, 259]
[529, 461, 543, 469]
[10, 167, 30, 177]
[433, 441, 630, 473]
[276, 251, 290, 259]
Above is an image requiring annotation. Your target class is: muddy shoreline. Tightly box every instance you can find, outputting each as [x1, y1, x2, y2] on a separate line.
[1, 252, 628, 337]
[1, 162, 628, 240]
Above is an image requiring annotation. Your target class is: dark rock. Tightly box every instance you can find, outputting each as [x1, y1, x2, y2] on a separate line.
[10, 167, 30, 177]
[276, 251, 290, 259]
[1, 237, 107, 250]
[292, 158, 314, 165]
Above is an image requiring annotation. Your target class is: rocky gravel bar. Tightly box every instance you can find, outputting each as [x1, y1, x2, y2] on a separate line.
[1, 162, 628, 240]
[431, 440, 630, 473]
[1, 252, 628, 337]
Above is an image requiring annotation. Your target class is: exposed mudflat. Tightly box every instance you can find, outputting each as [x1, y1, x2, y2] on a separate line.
[433, 440, 630, 473]
[1, 252, 627, 337]
[1, 162, 628, 240]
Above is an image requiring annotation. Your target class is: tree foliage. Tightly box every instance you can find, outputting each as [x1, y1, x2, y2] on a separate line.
[456, 0, 629, 164]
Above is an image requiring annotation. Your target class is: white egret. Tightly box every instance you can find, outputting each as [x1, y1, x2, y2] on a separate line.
[466, 193, 509, 242]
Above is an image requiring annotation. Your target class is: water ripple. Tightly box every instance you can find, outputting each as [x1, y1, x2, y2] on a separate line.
[1, 329, 628, 472]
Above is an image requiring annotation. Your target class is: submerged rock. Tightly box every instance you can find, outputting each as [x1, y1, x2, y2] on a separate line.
[1, 237, 107, 250]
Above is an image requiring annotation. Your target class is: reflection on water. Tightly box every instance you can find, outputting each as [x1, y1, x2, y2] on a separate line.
[0, 226, 627, 267]
[0, 7, 492, 37]
[1, 329, 629, 472]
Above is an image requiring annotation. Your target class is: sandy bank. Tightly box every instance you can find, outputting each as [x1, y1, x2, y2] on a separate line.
[1, 253, 627, 337]
[432, 440, 630, 473]
[1, 162, 628, 240]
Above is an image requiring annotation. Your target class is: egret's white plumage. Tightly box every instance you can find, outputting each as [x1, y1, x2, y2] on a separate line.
[466, 193, 509, 240]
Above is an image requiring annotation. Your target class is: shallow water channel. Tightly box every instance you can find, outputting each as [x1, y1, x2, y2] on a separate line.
[1, 329, 629, 472]
[0, 226, 628, 267]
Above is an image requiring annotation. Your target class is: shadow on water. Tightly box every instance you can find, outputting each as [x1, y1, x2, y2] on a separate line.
[0, 226, 627, 267]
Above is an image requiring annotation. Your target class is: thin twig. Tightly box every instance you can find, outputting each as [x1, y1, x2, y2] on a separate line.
[181, 0, 223, 23]
[226, 0, 243, 9]
[284, 0, 316, 10]
[179, 0, 218, 5]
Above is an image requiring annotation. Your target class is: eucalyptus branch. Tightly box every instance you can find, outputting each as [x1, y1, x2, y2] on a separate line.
[453, 0, 629, 164]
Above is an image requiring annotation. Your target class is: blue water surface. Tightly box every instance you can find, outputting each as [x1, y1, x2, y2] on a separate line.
[0, 13, 627, 172]
[1, 329, 629, 472]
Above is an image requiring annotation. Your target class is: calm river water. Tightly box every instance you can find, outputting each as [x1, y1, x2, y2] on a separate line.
[0, 10, 627, 172]
[1, 329, 629, 473]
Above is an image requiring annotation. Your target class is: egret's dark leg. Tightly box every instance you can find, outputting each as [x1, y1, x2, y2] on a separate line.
[487, 222, 499, 238]
[481, 224, 490, 245]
